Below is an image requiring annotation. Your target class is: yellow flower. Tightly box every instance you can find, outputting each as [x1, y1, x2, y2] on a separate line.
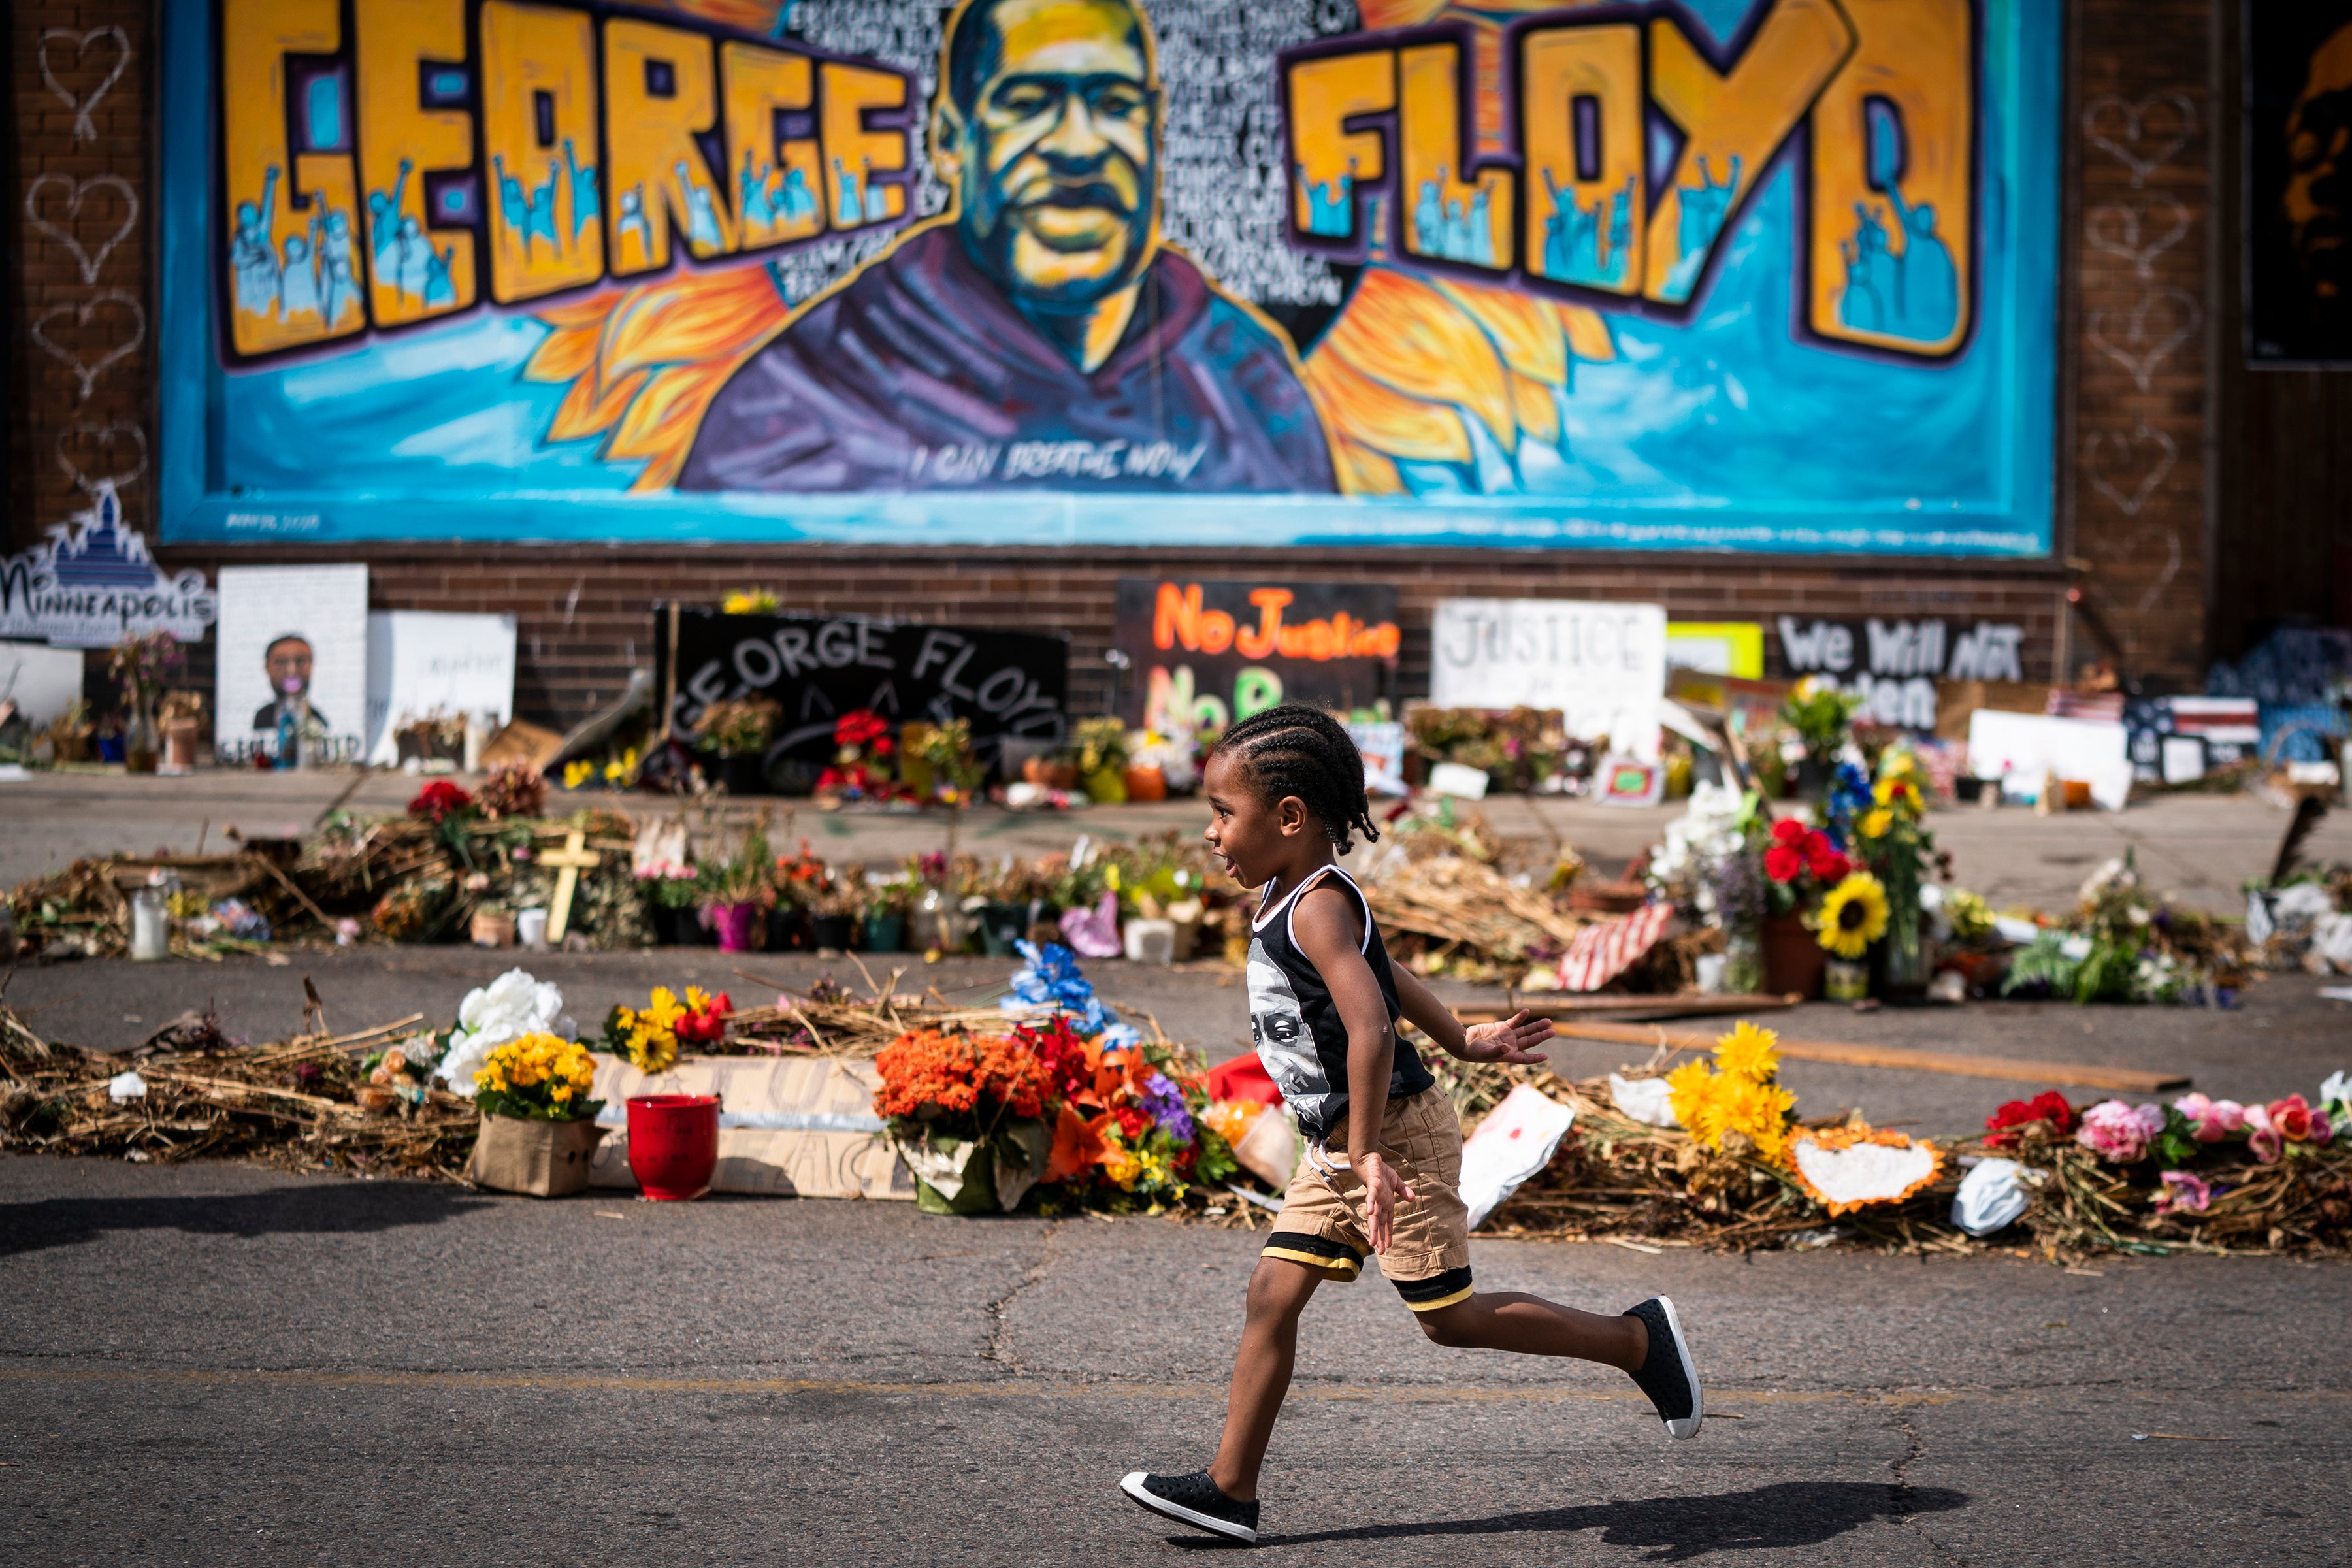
[563, 760, 594, 789]
[1720, 1075, 1796, 1160]
[1818, 872, 1891, 958]
[1102, 1142, 1141, 1188]
[1665, 1060, 1725, 1145]
[1860, 808, 1893, 839]
[1712, 1021, 1780, 1083]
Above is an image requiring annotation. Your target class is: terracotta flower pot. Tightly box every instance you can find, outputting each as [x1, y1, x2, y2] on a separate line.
[1122, 764, 1168, 802]
[1022, 757, 1079, 790]
[1761, 913, 1827, 1000]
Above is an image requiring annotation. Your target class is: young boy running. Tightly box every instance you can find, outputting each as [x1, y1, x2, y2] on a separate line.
[1121, 706, 1702, 1544]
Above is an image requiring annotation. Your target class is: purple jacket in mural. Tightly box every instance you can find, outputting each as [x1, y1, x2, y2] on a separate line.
[676, 225, 1335, 495]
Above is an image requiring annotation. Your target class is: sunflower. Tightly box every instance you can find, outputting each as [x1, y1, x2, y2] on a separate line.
[1712, 1021, 1781, 1083]
[1818, 872, 1891, 958]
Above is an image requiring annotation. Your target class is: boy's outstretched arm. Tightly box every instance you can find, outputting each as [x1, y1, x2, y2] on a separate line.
[1289, 884, 1414, 1252]
[1391, 964, 1557, 1066]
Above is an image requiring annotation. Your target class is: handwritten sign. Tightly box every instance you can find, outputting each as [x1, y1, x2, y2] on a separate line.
[1116, 578, 1399, 734]
[1428, 599, 1667, 761]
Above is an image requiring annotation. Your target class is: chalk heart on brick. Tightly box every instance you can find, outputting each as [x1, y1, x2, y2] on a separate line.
[2082, 93, 2197, 188]
[2085, 197, 2189, 280]
[39, 25, 132, 144]
[2086, 287, 2199, 392]
[2083, 421, 2178, 519]
[24, 173, 140, 287]
[31, 289, 146, 402]
[55, 421, 149, 496]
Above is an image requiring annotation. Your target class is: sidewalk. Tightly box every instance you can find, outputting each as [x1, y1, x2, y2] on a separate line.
[3, 766, 2342, 918]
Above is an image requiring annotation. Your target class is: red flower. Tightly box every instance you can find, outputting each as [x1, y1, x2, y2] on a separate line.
[835, 710, 891, 749]
[1764, 845, 1804, 883]
[2269, 1094, 2314, 1143]
[1808, 847, 1850, 883]
[407, 781, 474, 823]
[1114, 1106, 1150, 1142]
[1985, 1091, 2077, 1146]
[1771, 818, 1808, 847]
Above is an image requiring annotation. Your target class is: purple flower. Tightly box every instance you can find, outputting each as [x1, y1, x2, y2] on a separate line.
[2155, 1170, 2212, 1215]
[2076, 1100, 2164, 1162]
[1140, 1071, 1195, 1144]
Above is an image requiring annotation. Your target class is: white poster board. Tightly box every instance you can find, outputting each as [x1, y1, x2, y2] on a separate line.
[216, 565, 370, 763]
[1428, 599, 1669, 760]
[0, 641, 87, 727]
[1966, 709, 2134, 810]
[365, 611, 519, 765]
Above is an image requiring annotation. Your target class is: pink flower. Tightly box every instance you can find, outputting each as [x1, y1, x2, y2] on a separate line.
[2243, 1103, 2282, 1164]
[2155, 1171, 2212, 1215]
[2170, 1094, 2245, 1142]
[2076, 1099, 2166, 1162]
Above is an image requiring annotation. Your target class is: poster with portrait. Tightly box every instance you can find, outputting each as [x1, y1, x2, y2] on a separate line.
[215, 565, 370, 763]
[2246, 0, 2352, 364]
[157, 0, 2058, 556]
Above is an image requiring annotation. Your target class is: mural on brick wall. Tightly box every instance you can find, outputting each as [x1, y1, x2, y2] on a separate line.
[157, 0, 2058, 553]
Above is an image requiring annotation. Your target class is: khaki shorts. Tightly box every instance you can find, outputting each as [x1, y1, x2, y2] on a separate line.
[1260, 1087, 1473, 1313]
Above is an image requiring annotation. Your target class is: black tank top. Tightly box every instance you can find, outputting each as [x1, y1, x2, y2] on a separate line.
[1246, 864, 1435, 1143]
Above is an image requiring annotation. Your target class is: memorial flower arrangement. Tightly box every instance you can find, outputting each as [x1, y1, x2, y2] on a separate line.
[603, 986, 733, 1074]
[721, 587, 780, 614]
[473, 1032, 604, 1122]
[815, 708, 908, 802]
[1663, 1021, 1798, 1163]
[1815, 870, 1890, 959]
[1761, 816, 1850, 918]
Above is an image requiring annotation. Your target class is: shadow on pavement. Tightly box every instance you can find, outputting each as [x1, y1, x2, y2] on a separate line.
[1176, 1481, 1967, 1559]
[0, 1182, 493, 1258]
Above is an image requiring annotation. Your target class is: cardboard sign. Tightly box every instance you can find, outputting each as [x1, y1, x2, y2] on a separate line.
[215, 565, 369, 764]
[1428, 599, 1667, 760]
[364, 612, 519, 766]
[0, 642, 88, 728]
[657, 610, 1067, 787]
[1115, 578, 1397, 733]
[1778, 616, 2028, 731]
[0, 484, 216, 648]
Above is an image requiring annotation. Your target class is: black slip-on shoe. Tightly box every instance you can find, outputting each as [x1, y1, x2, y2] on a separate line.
[1624, 1296, 1704, 1439]
[1120, 1469, 1260, 1543]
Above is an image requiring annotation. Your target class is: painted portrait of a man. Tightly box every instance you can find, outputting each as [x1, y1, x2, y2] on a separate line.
[676, 0, 1336, 493]
[2248, 7, 2352, 362]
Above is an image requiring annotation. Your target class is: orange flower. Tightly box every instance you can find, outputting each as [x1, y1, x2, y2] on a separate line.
[1045, 1103, 1115, 1182]
[874, 1028, 1052, 1122]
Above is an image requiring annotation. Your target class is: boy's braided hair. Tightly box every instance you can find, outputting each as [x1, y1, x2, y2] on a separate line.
[1213, 704, 1379, 853]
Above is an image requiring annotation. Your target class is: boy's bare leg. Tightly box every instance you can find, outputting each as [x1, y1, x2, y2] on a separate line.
[1207, 1255, 1324, 1502]
[1414, 1290, 1648, 1369]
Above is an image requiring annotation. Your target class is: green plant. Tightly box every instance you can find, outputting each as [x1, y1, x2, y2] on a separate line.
[1778, 678, 1863, 765]
[917, 717, 988, 800]
[695, 697, 780, 758]
[1073, 716, 1130, 776]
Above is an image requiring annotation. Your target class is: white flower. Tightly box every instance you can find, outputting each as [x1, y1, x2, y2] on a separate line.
[2322, 1071, 2351, 1111]
[107, 1070, 147, 1103]
[434, 968, 564, 1096]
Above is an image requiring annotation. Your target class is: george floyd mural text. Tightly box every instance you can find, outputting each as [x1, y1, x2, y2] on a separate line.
[159, 0, 2059, 553]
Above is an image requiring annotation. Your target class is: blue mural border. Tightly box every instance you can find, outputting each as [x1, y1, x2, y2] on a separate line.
[157, 0, 2059, 556]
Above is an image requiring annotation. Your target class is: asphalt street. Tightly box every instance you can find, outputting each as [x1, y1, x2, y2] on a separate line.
[2, 1153, 2345, 1567]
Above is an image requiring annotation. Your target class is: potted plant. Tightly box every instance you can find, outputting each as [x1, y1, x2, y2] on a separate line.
[1850, 747, 1938, 997]
[1022, 747, 1081, 790]
[463, 1031, 608, 1197]
[874, 1026, 1053, 1215]
[697, 817, 774, 952]
[805, 881, 860, 952]
[1778, 678, 1862, 800]
[694, 696, 781, 796]
[915, 717, 989, 862]
[815, 708, 907, 806]
[640, 860, 703, 945]
[864, 871, 914, 952]
[1759, 817, 1850, 998]
[1073, 717, 1130, 803]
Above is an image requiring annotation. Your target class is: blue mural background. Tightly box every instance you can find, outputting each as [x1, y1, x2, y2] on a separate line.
[157, 0, 2059, 553]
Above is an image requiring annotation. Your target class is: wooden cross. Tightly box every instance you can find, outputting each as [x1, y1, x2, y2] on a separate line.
[540, 830, 602, 944]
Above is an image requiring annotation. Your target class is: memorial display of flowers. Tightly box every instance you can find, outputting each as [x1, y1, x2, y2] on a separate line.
[472, 1032, 604, 1123]
[1816, 869, 1890, 958]
[872, 944, 1237, 1213]
[1663, 1021, 1797, 1163]
[815, 709, 910, 802]
[603, 985, 734, 1075]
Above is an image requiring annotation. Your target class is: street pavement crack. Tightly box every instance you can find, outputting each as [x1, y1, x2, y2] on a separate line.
[982, 1220, 1062, 1375]
[1886, 1401, 1967, 1568]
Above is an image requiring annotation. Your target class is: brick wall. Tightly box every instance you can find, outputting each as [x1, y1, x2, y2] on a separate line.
[5, 1, 2210, 728]
[8, 1, 151, 546]
[2063, 0, 2219, 686]
[148, 540, 2067, 727]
